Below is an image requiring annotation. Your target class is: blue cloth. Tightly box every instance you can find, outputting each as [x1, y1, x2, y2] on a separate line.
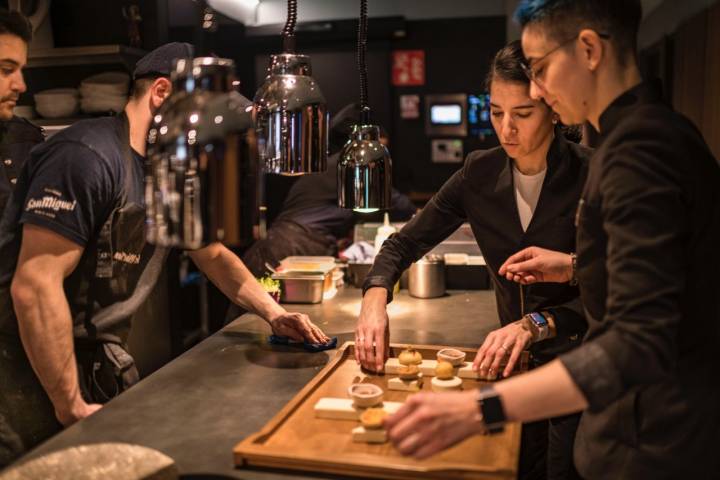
[268, 335, 338, 352]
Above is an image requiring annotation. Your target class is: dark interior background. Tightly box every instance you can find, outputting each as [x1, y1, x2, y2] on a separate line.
[8, 0, 720, 374]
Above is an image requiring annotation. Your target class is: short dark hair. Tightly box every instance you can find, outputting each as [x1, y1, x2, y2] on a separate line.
[514, 0, 642, 64]
[130, 77, 159, 100]
[0, 8, 33, 44]
[485, 40, 529, 91]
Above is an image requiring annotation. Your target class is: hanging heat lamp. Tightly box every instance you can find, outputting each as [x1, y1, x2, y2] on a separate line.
[145, 2, 257, 249]
[254, 0, 329, 176]
[337, 0, 392, 212]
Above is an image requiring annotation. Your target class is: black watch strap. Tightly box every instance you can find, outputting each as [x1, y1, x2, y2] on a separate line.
[477, 386, 506, 434]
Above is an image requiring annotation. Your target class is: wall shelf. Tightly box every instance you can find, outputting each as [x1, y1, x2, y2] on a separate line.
[27, 44, 146, 69]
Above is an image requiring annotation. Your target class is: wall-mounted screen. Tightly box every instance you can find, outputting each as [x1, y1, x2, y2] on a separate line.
[468, 93, 494, 136]
[425, 94, 467, 136]
[430, 104, 463, 125]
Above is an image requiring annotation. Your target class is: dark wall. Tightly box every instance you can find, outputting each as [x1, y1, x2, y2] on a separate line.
[389, 17, 504, 194]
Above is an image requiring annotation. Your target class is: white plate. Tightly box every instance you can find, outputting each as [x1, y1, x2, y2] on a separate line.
[80, 72, 130, 97]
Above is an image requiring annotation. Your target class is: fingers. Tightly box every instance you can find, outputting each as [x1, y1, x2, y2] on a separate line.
[356, 327, 377, 371]
[503, 339, 525, 378]
[489, 340, 511, 379]
[361, 330, 377, 371]
[386, 394, 424, 440]
[499, 247, 535, 275]
[356, 316, 388, 372]
[396, 432, 425, 457]
[472, 336, 493, 372]
[375, 330, 387, 372]
[504, 257, 541, 276]
[297, 314, 321, 343]
[477, 335, 501, 378]
[354, 328, 364, 364]
[309, 322, 329, 344]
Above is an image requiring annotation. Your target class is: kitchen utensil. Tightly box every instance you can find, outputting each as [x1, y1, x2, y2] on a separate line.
[408, 254, 446, 299]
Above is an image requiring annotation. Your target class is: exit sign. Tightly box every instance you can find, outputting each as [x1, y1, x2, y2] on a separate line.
[392, 50, 425, 86]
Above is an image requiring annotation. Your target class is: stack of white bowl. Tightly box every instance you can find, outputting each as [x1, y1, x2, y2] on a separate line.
[33, 88, 80, 119]
[80, 72, 130, 114]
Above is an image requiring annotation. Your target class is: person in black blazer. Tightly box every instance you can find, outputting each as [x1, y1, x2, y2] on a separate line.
[384, 1, 720, 479]
[355, 41, 591, 479]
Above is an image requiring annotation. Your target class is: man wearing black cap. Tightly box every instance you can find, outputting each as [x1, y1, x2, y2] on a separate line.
[0, 43, 329, 466]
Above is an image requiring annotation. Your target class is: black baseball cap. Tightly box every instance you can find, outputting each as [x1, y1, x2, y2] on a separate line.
[133, 42, 194, 80]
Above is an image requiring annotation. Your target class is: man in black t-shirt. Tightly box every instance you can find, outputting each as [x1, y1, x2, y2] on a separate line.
[0, 43, 330, 466]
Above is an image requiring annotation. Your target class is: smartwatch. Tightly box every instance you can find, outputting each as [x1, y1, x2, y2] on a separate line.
[477, 386, 506, 434]
[525, 311, 549, 342]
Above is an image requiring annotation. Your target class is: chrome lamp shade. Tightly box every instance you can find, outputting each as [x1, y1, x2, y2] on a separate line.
[254, 53, 329, 176]
[145, 57, 257, 250]
[337, 124, 392, 212]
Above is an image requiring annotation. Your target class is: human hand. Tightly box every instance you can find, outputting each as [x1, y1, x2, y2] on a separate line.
[355, 287, 390, 372]
[473, 319, 533, 379]
[385, 390, 486, 458]
[56, 399, 103, 427]
[269, 312, 330, 344]
[499, 247, 573, 284]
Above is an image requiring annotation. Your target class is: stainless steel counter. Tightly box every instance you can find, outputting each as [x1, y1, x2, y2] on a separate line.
[17, 287, 499, 479]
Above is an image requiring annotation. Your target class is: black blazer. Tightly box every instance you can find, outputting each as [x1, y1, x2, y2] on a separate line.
[365, 132, 592, 363]
[561, 81, 720, 478]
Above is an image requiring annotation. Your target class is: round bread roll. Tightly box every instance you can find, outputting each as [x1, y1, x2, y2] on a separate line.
[360, 408, 388, 429]
[398, 347, 423, 366]
[435, 360, 455, 380]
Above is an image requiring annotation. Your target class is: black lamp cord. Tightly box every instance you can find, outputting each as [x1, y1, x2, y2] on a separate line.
[282, 0, 298, 53]
[358, 0, 371, 124]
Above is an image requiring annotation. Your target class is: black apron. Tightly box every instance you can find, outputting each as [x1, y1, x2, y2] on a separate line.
[0, 113, 166, 467]
[0, 117, 44, 214]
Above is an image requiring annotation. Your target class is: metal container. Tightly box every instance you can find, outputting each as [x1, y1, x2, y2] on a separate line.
[271, 272, 324, 304]
[408, 255, 446, 299]
[145, 57, 257, 250]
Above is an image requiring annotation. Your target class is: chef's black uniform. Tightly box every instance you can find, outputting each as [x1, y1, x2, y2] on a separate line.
[560, 81, 720, 479]
[0, 116, 44, 213]
[0, 113, 162, 466]
[365, 131, 592, 479]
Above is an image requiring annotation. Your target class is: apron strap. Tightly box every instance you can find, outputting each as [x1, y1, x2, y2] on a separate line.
[81, 113, 168, 339]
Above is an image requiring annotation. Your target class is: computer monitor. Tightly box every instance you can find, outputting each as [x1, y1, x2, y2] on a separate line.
[430, 104, 463, 125]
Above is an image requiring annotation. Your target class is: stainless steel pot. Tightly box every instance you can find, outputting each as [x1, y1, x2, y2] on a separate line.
[408, 255, 446, 299]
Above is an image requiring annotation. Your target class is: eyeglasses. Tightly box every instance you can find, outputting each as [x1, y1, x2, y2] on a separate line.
[521, 32, 611, 88]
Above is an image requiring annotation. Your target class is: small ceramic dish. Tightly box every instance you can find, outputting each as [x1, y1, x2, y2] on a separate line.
[437, 348, 466, 367]
[348, 383, 384, 408]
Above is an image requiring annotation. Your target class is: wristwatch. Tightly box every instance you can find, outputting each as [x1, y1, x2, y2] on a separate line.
[476, 386, 506, 434]
[525, 311, 549, 342]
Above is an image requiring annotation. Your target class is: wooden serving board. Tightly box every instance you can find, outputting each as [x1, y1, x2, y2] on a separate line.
[234, 342, 526, 480]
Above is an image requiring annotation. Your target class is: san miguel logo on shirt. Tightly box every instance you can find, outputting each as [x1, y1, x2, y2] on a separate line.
[113, 251, 141, 265]
[25, 188, 77, 219]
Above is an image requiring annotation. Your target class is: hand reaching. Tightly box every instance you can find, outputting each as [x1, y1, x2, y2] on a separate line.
[499, 247, 573, 284]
